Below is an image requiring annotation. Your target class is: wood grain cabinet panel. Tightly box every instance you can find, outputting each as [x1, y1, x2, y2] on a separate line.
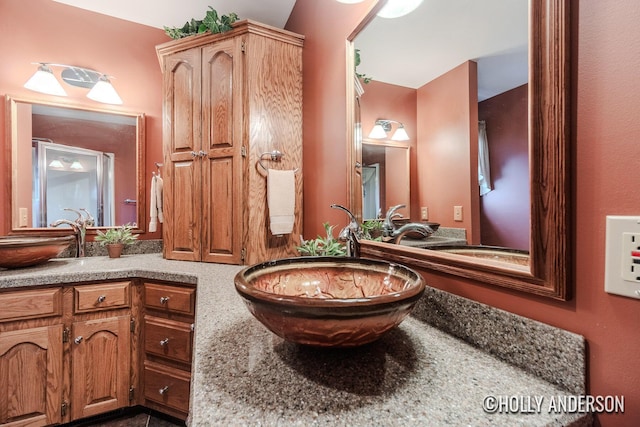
[144, 316, 193, 364]
[144, 283, 195, 315]
[0, 325, 63, 426]
[143, 361, 191, 414]
[0, 287, 62, 322]
[74, 281, 131, 313]
[157, 21, 304, 265]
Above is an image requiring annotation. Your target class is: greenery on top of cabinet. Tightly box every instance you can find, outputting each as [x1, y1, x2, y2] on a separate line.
[164, 7, 239, 39]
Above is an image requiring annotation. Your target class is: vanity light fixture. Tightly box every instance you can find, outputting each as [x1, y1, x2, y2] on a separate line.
[69, 160, 84, 170]
[23, 64, 67, 97]
[48, 159, 64, 169]
[368, 119, 410, 141]
[24, 63, 123, 105]
[377, 0, 424, 19]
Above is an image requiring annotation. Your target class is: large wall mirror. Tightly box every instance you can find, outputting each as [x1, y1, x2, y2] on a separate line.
[347, 0, 570, 300]
[6, 95, 146, 233]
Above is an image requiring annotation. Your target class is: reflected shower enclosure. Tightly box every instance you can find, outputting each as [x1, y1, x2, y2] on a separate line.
[32, 140, 115, 227]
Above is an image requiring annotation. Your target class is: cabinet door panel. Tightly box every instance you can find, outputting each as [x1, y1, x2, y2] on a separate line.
[71, 316, 130, 420]
[163, 48, 203, 261]
[0, 325, 62, 427]
[201, 39, 244, 264]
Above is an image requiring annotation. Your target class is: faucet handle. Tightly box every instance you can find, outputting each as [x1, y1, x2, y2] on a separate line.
[383, 204, 406, 231]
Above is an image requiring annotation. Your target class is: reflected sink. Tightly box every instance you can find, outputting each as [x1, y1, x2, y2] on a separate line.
[0, 235, 74, 269]
[234, 257, 425, 347]
[432, 245, 530, 266]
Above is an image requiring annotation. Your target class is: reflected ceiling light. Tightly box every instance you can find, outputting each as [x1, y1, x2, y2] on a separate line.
[377, 0, 424, 19]
[24, 63, 67, 97]
[70, 160, 84, 170]
[368, 119, 410, 141]
[24, 63, 123, 104]
[48, 159, 64, 169]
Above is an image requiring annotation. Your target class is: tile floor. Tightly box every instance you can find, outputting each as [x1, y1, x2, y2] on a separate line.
[66, 409, 185, 427]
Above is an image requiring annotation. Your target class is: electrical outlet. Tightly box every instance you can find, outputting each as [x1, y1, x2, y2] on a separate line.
[605, 216, 640, 299]
[421, 207, 428, 221]
[18, 208, 28, 227]
[454, 206, 463, 222]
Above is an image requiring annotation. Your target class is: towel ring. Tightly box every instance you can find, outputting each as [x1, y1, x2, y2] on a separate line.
[256, 150, 299, 175]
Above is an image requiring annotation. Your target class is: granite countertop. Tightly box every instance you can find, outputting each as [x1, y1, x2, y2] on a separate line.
[0, 254, 589, 426]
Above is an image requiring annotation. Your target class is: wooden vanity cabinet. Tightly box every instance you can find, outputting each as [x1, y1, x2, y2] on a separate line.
[157, 20, 304, 265]
[0, 281, 138, 426]
[141, 281, 195, 420]
[0, 288, 64, 426]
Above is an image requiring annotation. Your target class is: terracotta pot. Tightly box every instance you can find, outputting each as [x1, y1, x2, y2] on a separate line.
[106, 244, 124, 258]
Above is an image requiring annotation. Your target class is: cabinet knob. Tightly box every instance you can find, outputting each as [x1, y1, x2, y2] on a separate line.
[190, 151, 198, 157]
[74, 336, 83, 345]
[159, 386, 169, 395]
[160, 296, 170, 305]
[97, 295, 106, 303]
[159, 338, 170, 347]
[198, 150, 207, 157]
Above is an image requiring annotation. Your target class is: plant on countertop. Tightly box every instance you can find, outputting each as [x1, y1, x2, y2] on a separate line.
[297, 222, 347, 257]
[94, 223, 139, 246]
[361, 219, 383, 241]
[164, 7, 239, 39]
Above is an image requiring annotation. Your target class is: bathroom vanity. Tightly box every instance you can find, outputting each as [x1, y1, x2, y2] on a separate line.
[0, 254, 589, 426]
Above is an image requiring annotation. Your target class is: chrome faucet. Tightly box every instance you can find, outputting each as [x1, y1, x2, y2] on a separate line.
[50, 208, 95, 257]
[331, 204, 362, 257]
[382, 204, 434, 245]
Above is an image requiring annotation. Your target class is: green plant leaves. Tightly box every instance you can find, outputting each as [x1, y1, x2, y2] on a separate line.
[297, 222, 347, 257]
[164, 7, 239, 39]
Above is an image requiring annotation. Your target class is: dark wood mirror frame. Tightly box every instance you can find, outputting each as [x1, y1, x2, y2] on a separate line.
[5, 95, 146, 235]
[346, 0, 571, 300]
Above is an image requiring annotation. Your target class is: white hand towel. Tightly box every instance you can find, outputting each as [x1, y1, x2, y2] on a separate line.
[155, 175, 164, 223]
[267, 169, 295, 236]
[149, 175, 158, 232]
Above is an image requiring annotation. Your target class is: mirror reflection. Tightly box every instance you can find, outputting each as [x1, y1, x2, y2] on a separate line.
[354, 0, 529, 251]
[8, 96, 144, 230]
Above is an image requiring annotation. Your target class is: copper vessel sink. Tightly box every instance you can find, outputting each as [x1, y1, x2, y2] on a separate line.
[0, 235, 74, 269]
[234, 257, 425, 347]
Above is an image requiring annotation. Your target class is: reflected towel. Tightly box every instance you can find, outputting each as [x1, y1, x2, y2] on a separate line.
[267, 169, 295, 236]
[149, 175, 164, 232]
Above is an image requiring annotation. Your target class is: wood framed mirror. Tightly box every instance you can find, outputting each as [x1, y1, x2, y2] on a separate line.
[6, 95, 146, 234]
[346, 0, 571, 300]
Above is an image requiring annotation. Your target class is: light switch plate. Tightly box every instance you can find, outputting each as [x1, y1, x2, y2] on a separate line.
[454, 206, 463, 222]
[604, 215, 640, 299]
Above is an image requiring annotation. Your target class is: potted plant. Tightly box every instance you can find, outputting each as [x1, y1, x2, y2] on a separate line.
[297, 222, 347, 257]
[94, 224, 138, 258]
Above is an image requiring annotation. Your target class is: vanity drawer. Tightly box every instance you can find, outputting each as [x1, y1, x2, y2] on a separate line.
[74, 281, 131, 313]
[144, 361, 191, 413]
[144, 316, 193, 363]
[0, 287, 62, 322]
[144, 283, 195, 316]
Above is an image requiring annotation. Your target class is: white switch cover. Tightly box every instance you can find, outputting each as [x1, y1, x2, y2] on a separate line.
[421, 207, 428, 221]
[454, 206, 463, 222]
[605, 215, 640, 299]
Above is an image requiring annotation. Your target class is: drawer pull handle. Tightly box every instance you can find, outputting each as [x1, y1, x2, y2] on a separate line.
[74, 336, 83, 345]
[159, 386, 169, 395]
[160, 338, 170, 346]
[160, 296, 170, 304]
[97, 295, 106, 303]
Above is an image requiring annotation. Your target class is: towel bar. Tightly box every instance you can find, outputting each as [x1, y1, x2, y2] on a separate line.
[256, 150, 299, 175]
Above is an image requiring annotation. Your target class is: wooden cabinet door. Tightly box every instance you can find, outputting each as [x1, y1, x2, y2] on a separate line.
[200, 38, 244, 264]
[162, 48, 203, 261]
[71, 316, 130, 420]
[0, 325, 63, 427]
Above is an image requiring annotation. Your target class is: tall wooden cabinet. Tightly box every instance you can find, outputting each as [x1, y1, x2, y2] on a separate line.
[157, 20, 304, 265]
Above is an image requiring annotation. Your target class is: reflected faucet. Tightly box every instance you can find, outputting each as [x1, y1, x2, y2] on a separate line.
[330, 204, 362, 257]
[382, 204, 434, 245]
[50, 208, 95, 257]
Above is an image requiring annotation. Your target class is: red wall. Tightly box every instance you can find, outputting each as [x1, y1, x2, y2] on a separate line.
[360, 80, 417, 218]
[417, 61, 480, 243]
[288, 0, 640, 425]
[0, 0, 168, 239]
[478, 84, 530, 250]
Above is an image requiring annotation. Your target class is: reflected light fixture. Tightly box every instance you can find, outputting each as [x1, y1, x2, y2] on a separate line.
[23, 63, 67, 97]
[24, 63, 123, 104]
[48, 159, 64, 169]
[377, 0, 424, 19]
[70, 160, 84, 170]
[368, 119, 410, 141]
